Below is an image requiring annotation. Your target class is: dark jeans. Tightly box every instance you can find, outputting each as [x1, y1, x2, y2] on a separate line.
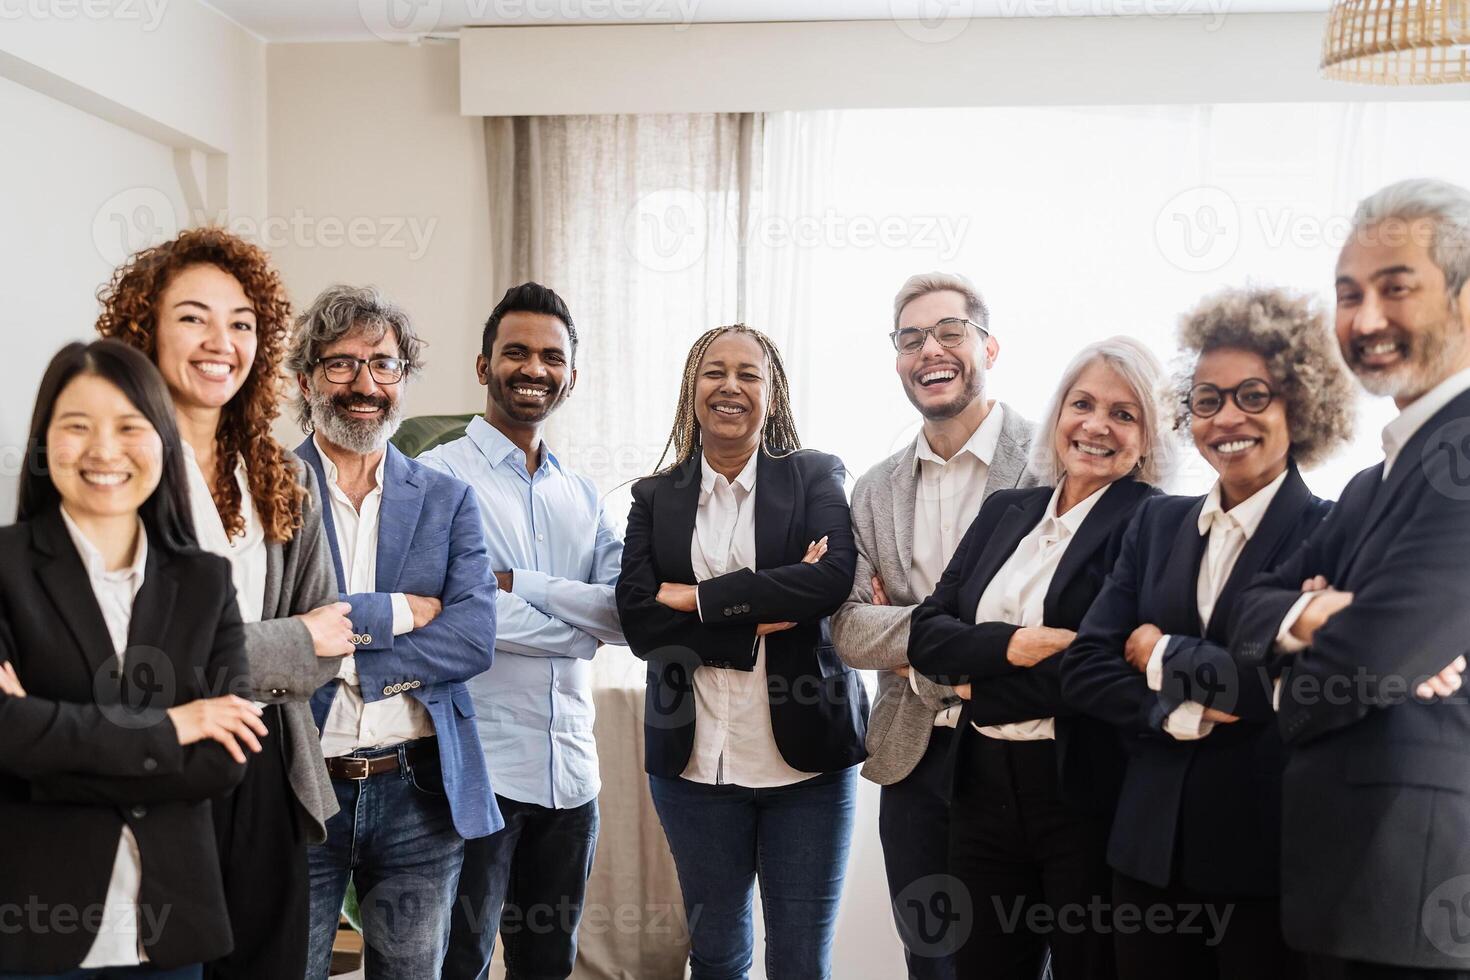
[0, 968, 201, 979]
[443, 795, 599, 980]
[878, 725, 958, 980]
[949, 732, 1113, 980]
[305, 740, 466, 980]
[205, 704, 308, 980]
[649, 768, 858, 980]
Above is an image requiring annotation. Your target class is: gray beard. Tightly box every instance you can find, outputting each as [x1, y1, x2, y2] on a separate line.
[1353, 312, 1466, 402]
[307, 387, 403, 455]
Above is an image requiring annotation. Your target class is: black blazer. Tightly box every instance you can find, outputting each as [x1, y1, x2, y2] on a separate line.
[616, 449, 868, 778]
[1061, 465, 1327, 896]
[909, 477, 1158, 814]
[0, 506, 248, 974]
[1230, 389, 1470, 969]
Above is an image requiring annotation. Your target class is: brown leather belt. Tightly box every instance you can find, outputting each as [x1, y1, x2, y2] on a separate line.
[326, 739, 437, 781]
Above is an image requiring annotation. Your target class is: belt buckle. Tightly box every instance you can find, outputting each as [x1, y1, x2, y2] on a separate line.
[340, 756, 371, 781]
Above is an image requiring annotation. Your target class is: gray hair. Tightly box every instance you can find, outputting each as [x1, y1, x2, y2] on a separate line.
[286, 284, 424, 430]
[1028, 335, 1176, 488]
[1352, 178, 1470, 300]
[892, 272, 991, 333]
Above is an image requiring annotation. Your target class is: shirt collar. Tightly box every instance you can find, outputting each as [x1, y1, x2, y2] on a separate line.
[1198, 467, 1289, 539]
[1382, 366, 1470, 474]
[700, 449, 760, 496]
[1041, 476, 1108, 541]
[467, 414, 561, 475]
[313, 435, 386, 494]
[59, 505, 148, 583]
[912, 402, 1005, 474]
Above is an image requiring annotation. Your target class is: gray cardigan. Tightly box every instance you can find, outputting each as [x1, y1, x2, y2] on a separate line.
[237, 461, 344, 843]
[831, 404, 1036, 786]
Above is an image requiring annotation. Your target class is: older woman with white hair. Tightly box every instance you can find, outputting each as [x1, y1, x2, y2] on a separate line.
[909, 335, 1174, 980]
[1061, 285, 1356, 979]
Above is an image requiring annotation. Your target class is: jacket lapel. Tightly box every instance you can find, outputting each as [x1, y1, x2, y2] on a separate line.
[891, 443, 918, 578]
[1159, 497, 1209, 636]
[1045, 479, 1144, 618]
[296, 437, 346, 588]
[33, 508, 117, 682]
[961, 492, 1049, 622]
[126, 534, 178, 655]
[1206, 464, 1311, 640]
[755, 450, 796, 570]
[655, 456, 701, 583]
[986, 402, 1035, 493]
[376, 445, 423, 591]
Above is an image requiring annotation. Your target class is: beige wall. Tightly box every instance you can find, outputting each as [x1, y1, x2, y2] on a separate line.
[266, 40, 495, 446]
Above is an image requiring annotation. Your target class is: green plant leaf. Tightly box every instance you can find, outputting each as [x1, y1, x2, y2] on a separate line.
[390, 413, 477, 458]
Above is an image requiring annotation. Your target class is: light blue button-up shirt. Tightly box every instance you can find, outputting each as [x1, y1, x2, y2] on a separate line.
[418, 415, 625, 809]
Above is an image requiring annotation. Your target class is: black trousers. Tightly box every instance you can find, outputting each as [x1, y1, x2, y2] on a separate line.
[203, 704, 309, 980]
[878, 725, 957, 980]
[1305, 956, 1470, 979]
[949, 729, 1113, 980]
[1111, 870, 1300, 980]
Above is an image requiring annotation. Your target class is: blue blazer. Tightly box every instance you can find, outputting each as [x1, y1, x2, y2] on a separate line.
[1061, 464, 1328, 896]
[296, 438, 502, 839]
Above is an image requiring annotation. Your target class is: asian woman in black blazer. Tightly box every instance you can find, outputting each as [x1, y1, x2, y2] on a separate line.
[0, 341, 267, 978]
[1060, 287, 1356, 979]
[909, 336, 1175, 980]
[615, 325, 866, 980]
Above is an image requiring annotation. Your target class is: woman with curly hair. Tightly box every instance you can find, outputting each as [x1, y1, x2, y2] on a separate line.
[1062, 286, 1355, 978]
[97, 228, 354, 979]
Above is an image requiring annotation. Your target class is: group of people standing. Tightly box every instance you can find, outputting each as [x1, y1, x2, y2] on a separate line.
[0, 175, 1467, 980]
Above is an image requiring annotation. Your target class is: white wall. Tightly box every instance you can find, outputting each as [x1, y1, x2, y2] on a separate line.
[0, 0, 266, 521]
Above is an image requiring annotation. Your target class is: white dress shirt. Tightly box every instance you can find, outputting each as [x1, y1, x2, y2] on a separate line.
[1146, 469, 1289, 739]
[908, 403, 1005, 728]
[60, 507, 149, 968]
[971, 479, 1108, 742]
[685, 451, 815, 788]
[180, 443, 266, 624]
[1270, 366, 1470, 707]
[315, 438, 424, 758]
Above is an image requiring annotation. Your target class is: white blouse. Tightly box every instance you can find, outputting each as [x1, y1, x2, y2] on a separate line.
[684, 452, 815, 788]
[181, 442, 266, 625]
[971, 480, 1109, 742]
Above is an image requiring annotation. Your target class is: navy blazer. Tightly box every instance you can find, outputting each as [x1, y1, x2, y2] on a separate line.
[909, 477, 1158, 814]
[1061, 464, 1327, 896]
[0, 507, 247, 973]
[1229, 388, 1470, 969]
[297, 438, 501, 839]
[615, 449, 868, 778]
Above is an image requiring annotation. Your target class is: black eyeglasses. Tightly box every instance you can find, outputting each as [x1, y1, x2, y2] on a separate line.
[889, 318, 988, 356]
[314, 355, 405, 385]
[1186, 378, 1275, 418]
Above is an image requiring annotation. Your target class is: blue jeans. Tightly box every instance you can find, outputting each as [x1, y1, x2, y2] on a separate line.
[305, 741, 466, 980]
[0, 968, 201, 979]
[443, 796, 599, 980]
[649, 768, 858, 980]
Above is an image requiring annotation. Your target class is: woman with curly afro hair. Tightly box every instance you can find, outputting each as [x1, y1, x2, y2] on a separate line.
[97, 228, 355, 979]
[1063, 284, 1355, 979]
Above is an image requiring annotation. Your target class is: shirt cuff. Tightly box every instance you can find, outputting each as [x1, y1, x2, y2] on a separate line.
[336, 654, 358, 684]
[1275, 591, 1318, 653]
[908, 667, 923, 696]
[512, 568, 550, 613]
[695, 583, 705, 623]
[1163, 700, 1214, 741]
[1272, 676, 1283, 713]
[1146, 635, 1171, 692]
[934, 705, 961, 728]
[391, 593, 414, 636]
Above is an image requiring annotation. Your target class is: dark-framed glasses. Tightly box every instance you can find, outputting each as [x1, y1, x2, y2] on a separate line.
[889, 318, 987, 356]
[315, 355, 405, 385]
[1186, 378, 1275, 418]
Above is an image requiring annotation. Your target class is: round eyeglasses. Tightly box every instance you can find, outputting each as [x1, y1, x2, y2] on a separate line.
[315, 355, 405, 385]
[889, 318, 987, 356]
[1186, 378, 1275, 418]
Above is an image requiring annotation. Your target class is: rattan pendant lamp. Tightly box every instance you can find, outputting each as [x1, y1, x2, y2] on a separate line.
[1321, 0, 1470, 83]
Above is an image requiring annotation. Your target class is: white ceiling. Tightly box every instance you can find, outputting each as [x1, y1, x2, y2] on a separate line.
[203, 0, 1334, 43]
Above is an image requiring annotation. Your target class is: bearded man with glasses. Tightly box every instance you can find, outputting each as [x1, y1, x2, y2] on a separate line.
[832, 272, 1038, 979]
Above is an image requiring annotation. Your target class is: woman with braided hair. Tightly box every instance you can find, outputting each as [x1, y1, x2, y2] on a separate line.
[615, 324, 868, 979]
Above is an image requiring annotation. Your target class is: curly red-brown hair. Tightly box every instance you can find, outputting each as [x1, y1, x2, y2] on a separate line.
[96, 227, 305, 542]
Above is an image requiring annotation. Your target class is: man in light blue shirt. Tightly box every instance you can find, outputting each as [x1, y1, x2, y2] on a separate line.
[422, 283, 624, 980]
